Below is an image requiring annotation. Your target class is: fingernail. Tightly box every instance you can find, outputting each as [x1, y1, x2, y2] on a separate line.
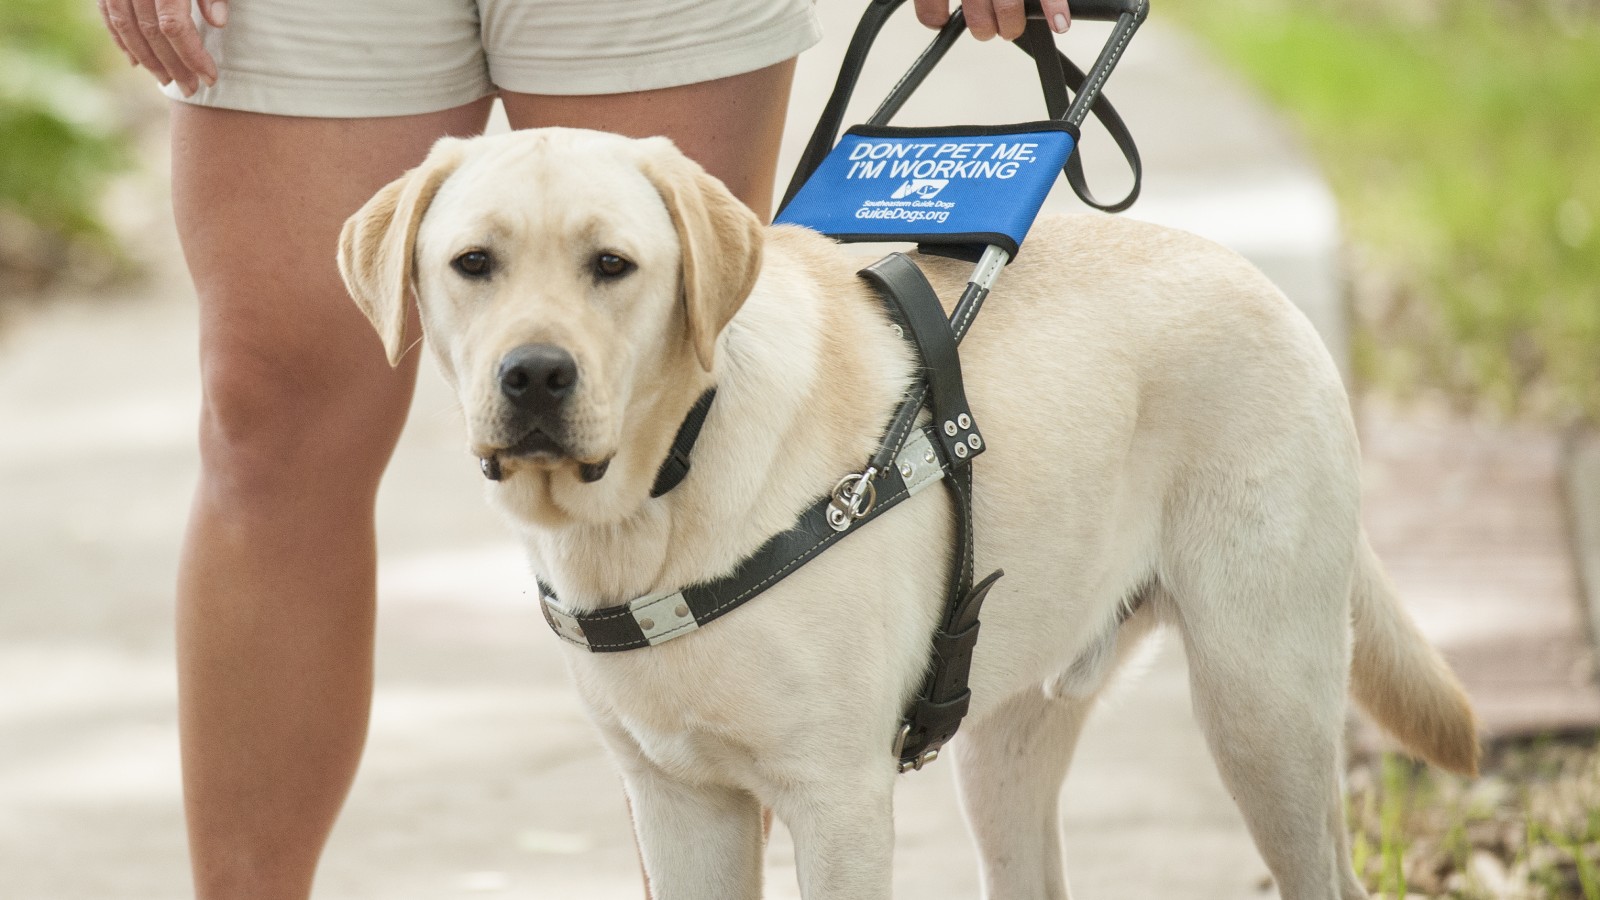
[202, 73, 216, 88]
[1053, 12, 1070, 32]
[212, 0, 228, 26]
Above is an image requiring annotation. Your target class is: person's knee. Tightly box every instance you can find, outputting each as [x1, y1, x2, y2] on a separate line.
[195, 338, 415, 508]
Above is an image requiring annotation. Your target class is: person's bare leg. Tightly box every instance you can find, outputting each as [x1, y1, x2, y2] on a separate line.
[499, 59, 796, 219]
[170, 99, 492, 900]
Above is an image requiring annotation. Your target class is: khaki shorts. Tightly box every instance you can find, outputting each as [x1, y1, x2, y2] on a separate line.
[163, 0, 821, 117]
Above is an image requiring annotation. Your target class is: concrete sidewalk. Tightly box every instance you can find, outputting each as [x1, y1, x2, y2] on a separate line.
[0, 7, 1348, 899]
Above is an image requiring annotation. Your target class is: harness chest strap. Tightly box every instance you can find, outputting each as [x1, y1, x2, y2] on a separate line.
[539, 423, 949, 652]
[861, 254, 1003, 771]
[539, 253, 1001, 773]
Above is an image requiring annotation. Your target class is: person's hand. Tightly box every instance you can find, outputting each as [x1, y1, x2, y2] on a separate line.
[914, 0, 1072, 40]
[98, 0, 228, 97]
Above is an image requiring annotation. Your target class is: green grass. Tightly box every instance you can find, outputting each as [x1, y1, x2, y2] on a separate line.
[1380, 754, 1411, 896]
[1347, 742, 1600, 898]
[1165, 0, 1600, 421]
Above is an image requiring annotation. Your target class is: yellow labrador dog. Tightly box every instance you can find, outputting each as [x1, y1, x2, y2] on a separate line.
[338, 128, 1477, 900]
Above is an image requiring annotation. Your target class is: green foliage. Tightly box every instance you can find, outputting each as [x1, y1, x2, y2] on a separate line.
[1347, 742, 1600, 898]
[1380, 754, 1411, 896]
[1167, 0, 1600, 421]
[1, 0, 131, 244]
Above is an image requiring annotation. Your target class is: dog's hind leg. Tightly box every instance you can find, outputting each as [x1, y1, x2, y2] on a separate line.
[1329, 776, 1369, 900]
[953, 607, 1158, 900]
[1162, 476, 1366, 900]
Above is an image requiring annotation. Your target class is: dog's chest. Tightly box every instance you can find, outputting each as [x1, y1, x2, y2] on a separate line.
[566, 634, 801, 783]
[562, 521, 953, 767]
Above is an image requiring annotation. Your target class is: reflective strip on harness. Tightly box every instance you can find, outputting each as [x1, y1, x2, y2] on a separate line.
[774, 122, 1076, 258]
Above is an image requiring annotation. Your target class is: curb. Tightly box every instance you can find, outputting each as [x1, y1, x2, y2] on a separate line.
[1565, 427, 1600, 663]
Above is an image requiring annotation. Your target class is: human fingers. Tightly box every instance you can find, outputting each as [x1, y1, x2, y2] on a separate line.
[155, 0, 219, 86]
[919, 0, 1064, 40]
[97, 0, 139, 67]
[914, 0, 952, 29]
[131, 0, 192, 92]
[129, 0, 205, 95]
[990, 0, 1028, 40]
[101, 0, 173, 85]
[1040, 0, 1073, 33]
[963, 0, 1000, 40]
[199, 0, 229, 28]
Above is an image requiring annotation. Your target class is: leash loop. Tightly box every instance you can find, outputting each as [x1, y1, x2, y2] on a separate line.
[779, 0, 1147, 217]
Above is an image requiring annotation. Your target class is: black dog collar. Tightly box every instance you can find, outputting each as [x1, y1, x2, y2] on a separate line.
[649, 388, 717, 498]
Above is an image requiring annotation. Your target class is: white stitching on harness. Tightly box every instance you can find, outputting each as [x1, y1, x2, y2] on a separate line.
[954, 293, 982, 338]
[711, 530, 836, 614]
[1082, 6, 1140, 109]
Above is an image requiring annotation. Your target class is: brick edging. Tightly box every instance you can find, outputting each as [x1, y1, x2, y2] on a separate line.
[1564, 427, 1600, 662]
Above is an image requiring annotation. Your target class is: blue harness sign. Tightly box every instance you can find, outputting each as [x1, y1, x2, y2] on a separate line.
[774, 122, 1077, 258]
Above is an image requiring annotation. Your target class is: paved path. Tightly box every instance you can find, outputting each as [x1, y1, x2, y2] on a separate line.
[0, 7, 1352, 898]
[1357, 401, 1600, 744]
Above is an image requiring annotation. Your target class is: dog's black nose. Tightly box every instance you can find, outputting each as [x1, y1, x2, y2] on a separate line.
[498, 344, 577, 411]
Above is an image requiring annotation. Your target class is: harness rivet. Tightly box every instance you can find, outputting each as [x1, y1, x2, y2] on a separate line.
[924, 448, 936, 463]
[890, 323, 904, 339]
[674, 604, 689, 618]
[943, 420, 958, 437]
[957, 413, 971, 429]
[639, 617, 655, 631]
[954, 441, 968, 459]
[899, 463, 914, 478]
[968, 434, 982, 450]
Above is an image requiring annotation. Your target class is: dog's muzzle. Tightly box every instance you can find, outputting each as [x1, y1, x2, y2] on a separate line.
[477, 343, 609, 483]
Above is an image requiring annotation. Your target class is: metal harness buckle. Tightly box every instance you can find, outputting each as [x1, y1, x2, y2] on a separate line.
[826, 467, 879, 532]
[892, 723, 940, 773]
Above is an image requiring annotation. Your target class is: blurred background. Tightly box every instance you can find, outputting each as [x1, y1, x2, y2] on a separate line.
[2, 0, 1597, 897]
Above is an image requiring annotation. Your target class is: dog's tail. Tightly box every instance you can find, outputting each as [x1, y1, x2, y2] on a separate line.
[1348, 530, 1480, 776]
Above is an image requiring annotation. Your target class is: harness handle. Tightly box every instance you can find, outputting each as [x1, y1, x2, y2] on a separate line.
[1035, 0, 1145, 20]
[780, 0, 1147, 215]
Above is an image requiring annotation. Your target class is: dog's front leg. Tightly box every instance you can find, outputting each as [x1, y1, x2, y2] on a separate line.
[772, 767, 897, 900]
[590, 709, 764, 897]
[622, 765, 766, 900]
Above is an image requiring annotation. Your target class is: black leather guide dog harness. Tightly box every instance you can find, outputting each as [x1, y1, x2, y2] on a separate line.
[538, 0, 1148, 773]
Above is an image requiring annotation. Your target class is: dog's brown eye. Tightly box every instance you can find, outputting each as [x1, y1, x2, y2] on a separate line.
[452, 250, 493, 279]
[595, 253, 634, 279]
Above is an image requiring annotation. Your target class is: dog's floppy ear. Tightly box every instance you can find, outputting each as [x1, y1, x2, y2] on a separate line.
[337, 138, 467, 366]
[637, 138, 765, 373]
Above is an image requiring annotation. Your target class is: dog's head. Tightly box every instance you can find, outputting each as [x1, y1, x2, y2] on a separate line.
[337, 129, 764, 526]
